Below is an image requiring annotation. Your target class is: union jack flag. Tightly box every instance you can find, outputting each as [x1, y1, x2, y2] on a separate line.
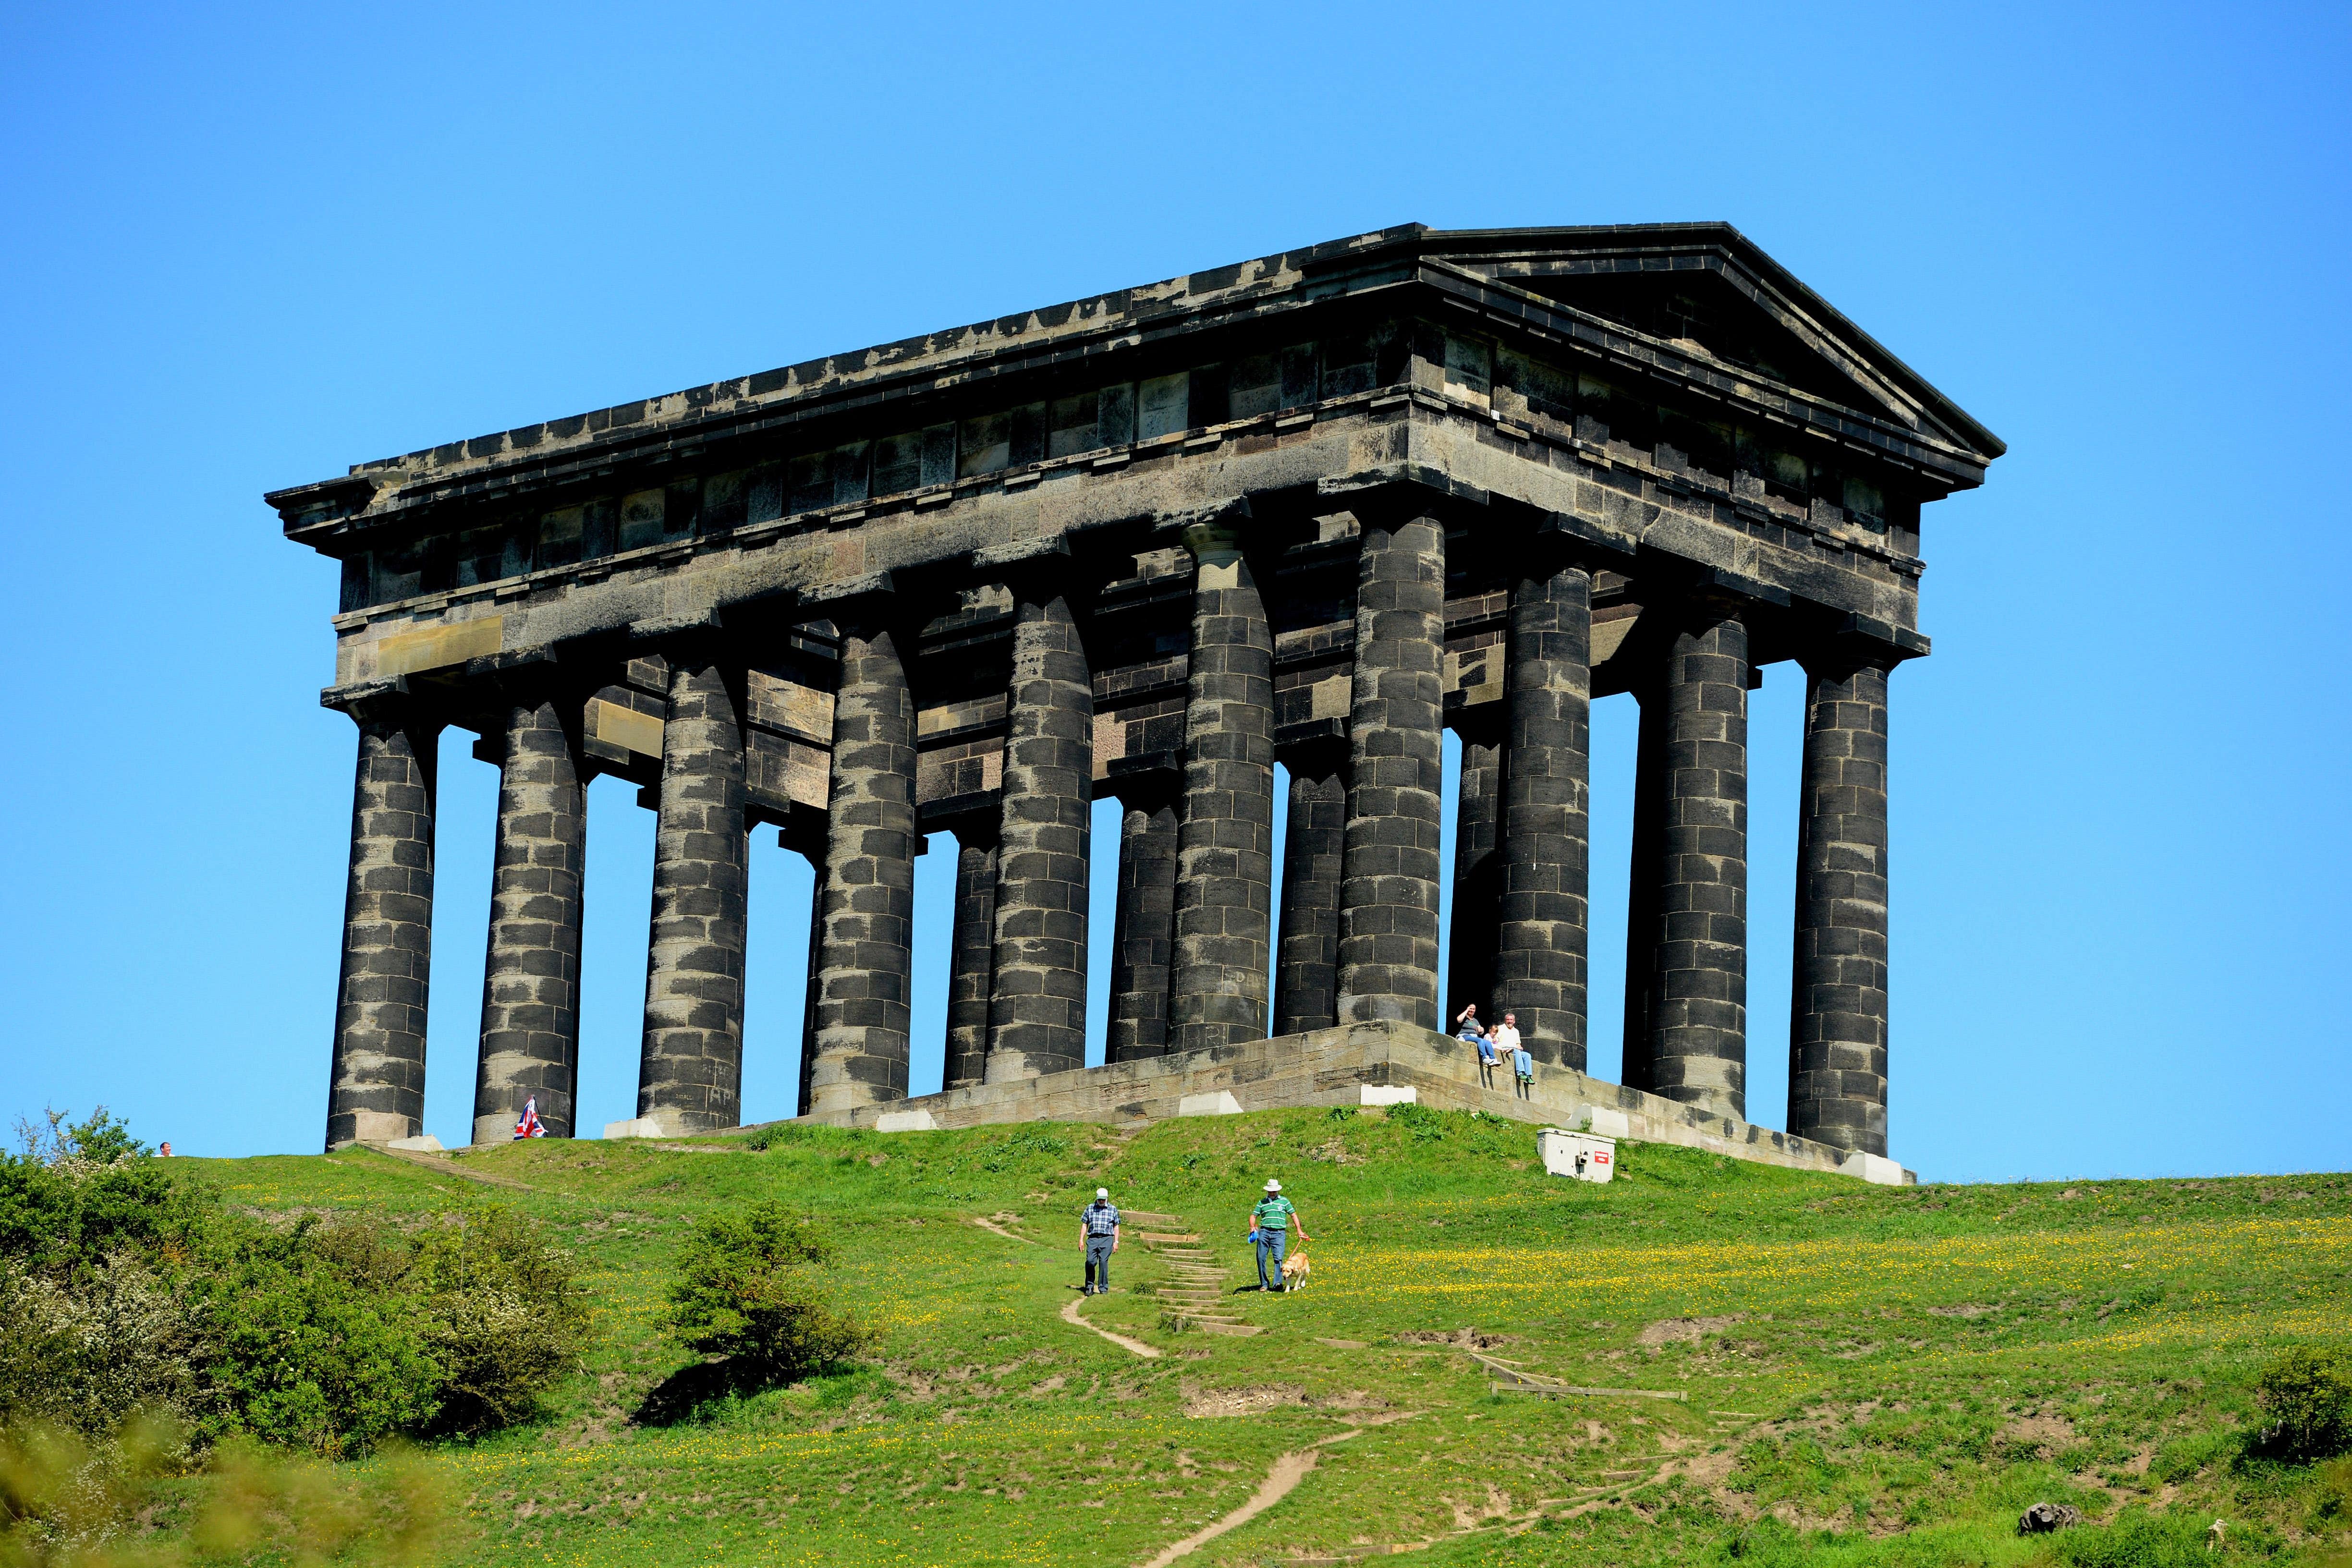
[513, 1097, 547, 1140]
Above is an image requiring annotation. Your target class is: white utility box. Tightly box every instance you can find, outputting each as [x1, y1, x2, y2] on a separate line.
[1539, 1128, 1618, 1183]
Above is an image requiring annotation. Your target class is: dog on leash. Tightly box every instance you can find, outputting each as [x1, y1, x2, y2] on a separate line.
[1279, 1249, 1313, 1291]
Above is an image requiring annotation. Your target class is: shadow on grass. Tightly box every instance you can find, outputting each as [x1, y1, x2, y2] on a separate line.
[634, 1360, 764, 1426]
[634, 1357, 872, 1427]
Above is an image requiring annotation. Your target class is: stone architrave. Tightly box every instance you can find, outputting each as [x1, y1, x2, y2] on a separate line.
[470, 688, 585, 1144]
[1489, 559, 1593, 1069]
[985, 572, 1093, 1082]
[1788, 651, 1893, 1155]
[1642, 605, 1750, 1119]
[1335, 509, 1447, 1029]
[637, 650, 749, 1134]
[944, 826, 998, 1089]
[325, 700, 439, 1150]
[806, 612, 919, 1115]
[1272, 755, 1347, 1036]
[1106, 792, 1179, 1062]
[1167, 520, 1276, 1051]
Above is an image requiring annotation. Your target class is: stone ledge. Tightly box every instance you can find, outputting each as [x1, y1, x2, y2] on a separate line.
[741, 1019, 1912, 1185]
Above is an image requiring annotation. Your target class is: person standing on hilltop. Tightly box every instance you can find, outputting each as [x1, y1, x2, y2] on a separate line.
[1079, 1187, 1121, 1295]
[1246, 1179, 1310, 1292]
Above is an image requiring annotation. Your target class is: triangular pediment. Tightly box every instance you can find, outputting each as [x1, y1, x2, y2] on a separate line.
[1416, 225, 2002, 461]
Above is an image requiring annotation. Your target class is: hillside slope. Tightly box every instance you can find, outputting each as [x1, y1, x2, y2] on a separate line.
[197, 1108, 2352, 1566]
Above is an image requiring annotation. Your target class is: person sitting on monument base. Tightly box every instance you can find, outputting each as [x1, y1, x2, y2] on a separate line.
[1487, 1011, 1522, 1094]
[1078, 1187, 1120, 1295]
[1457, 1003, 1495, 1087]
[1246, 1179, 1309, 1292]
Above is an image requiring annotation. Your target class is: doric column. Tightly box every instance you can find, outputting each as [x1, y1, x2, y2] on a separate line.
[637, 647, 749, 1134]
[1641, 605, 1751, 1119]
[985, 569, 1093, 1081]
[944, 825, 997, 1089]
[1444, 724, 1503, 1021]
[1272, 753, 1347, 1035]
[1335, 507, 1446, 1029]
[1106, 790, 1180, 1062]
[1491, 559, 1593, 1069]
[1789, 652, 1893, 1154]
[805, 610, 920, 1115]
[470, 685, 585, 1144]
[325, 698, 439, 1150]
[1168, 520, 1276, 1051]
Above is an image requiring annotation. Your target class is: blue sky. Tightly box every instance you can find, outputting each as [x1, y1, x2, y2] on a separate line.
[2, 2, 2345, 1183]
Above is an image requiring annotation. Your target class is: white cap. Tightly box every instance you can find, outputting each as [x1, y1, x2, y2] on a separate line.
[1096, 1188, 1109, 1199]
[1265, 1179, 1281, 1192]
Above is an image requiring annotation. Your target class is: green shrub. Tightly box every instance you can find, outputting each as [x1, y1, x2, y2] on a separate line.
[665, 1202, 866, 1387]
[2254, 1347, 2352, 1460]
[405, 1207, 589, 1436]
[0, 1108, 208, 1281]
[196, 1208, 587, 1453]
[2, 1110, 588, 1459]
[0, 1257, 201, 1435]
[200, 1238, 442, 1458]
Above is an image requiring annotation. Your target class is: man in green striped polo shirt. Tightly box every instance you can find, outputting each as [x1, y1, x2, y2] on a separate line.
[1246, 1179, 1310, 1292]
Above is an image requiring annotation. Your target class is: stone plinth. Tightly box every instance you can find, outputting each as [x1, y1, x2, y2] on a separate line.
[768, 1019, 1912, 1185]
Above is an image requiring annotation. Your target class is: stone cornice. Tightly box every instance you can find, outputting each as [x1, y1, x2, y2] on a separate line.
[268, 224, 2000, 547]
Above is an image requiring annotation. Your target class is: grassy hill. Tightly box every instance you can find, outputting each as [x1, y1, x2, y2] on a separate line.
[184, 1106, 2351, 1567]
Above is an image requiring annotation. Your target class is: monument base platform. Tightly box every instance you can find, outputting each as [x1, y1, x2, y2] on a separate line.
[749, 1020, 1912, 1185]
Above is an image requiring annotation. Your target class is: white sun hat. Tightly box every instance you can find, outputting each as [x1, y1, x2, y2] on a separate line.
[1096, 1188, 1109, 1199]
[1265, 1179, 1281, 1192]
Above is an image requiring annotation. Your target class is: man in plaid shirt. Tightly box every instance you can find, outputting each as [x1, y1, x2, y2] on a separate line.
[1078, 1188, 1121, 1295]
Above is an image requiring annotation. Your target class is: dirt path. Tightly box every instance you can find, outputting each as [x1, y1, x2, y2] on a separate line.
[366, 1146, 538, 1191]
[1060, 1296, 1162, 1359]
[1136, 1429, 1361, 1568]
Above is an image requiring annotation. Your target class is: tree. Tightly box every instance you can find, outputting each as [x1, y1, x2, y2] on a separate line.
[664, 1203, 865, 1386]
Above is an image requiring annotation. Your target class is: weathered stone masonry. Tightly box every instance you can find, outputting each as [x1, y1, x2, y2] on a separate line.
[275, 223, 1998, 1164]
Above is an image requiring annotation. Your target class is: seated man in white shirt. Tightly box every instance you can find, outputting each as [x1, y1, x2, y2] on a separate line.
[1487, 1012, 1521, 1092]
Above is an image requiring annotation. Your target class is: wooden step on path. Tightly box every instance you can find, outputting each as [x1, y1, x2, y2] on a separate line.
[1136, 1214, 1262, 1337]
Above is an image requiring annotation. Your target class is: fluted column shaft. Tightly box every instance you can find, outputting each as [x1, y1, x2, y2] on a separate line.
[806, 621, 919, 1115]
[1789, 656, 1892, 1154]
[638, 653, 748, 1133]
[1491, 562, 1592, 1068]
[1336, 511, 1447, 1028]
[326, 710, 439, 1150]
[1168, 526, 1276, 1050]
[1642, 609, 1750, 1118]
[1445, 729, 1503, 1021]
[944, 828, 998, 1089]
[985, 583, 1093, 1080]
[1273, 758, 1347, 1035]
[1107, 794, 1180, 1062]
[471, 695, 585, 1144]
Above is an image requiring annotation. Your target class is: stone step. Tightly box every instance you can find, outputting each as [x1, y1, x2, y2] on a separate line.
[1136, 1232, 1201, 1243]
[1182, 1320, 1264, 1337]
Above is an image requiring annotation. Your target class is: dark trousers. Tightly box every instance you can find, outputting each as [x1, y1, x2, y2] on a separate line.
[1084, 1236, 1114, 1293]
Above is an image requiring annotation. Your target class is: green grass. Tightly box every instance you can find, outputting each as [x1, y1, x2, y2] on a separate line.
[180, 1108, 2352, 1566]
